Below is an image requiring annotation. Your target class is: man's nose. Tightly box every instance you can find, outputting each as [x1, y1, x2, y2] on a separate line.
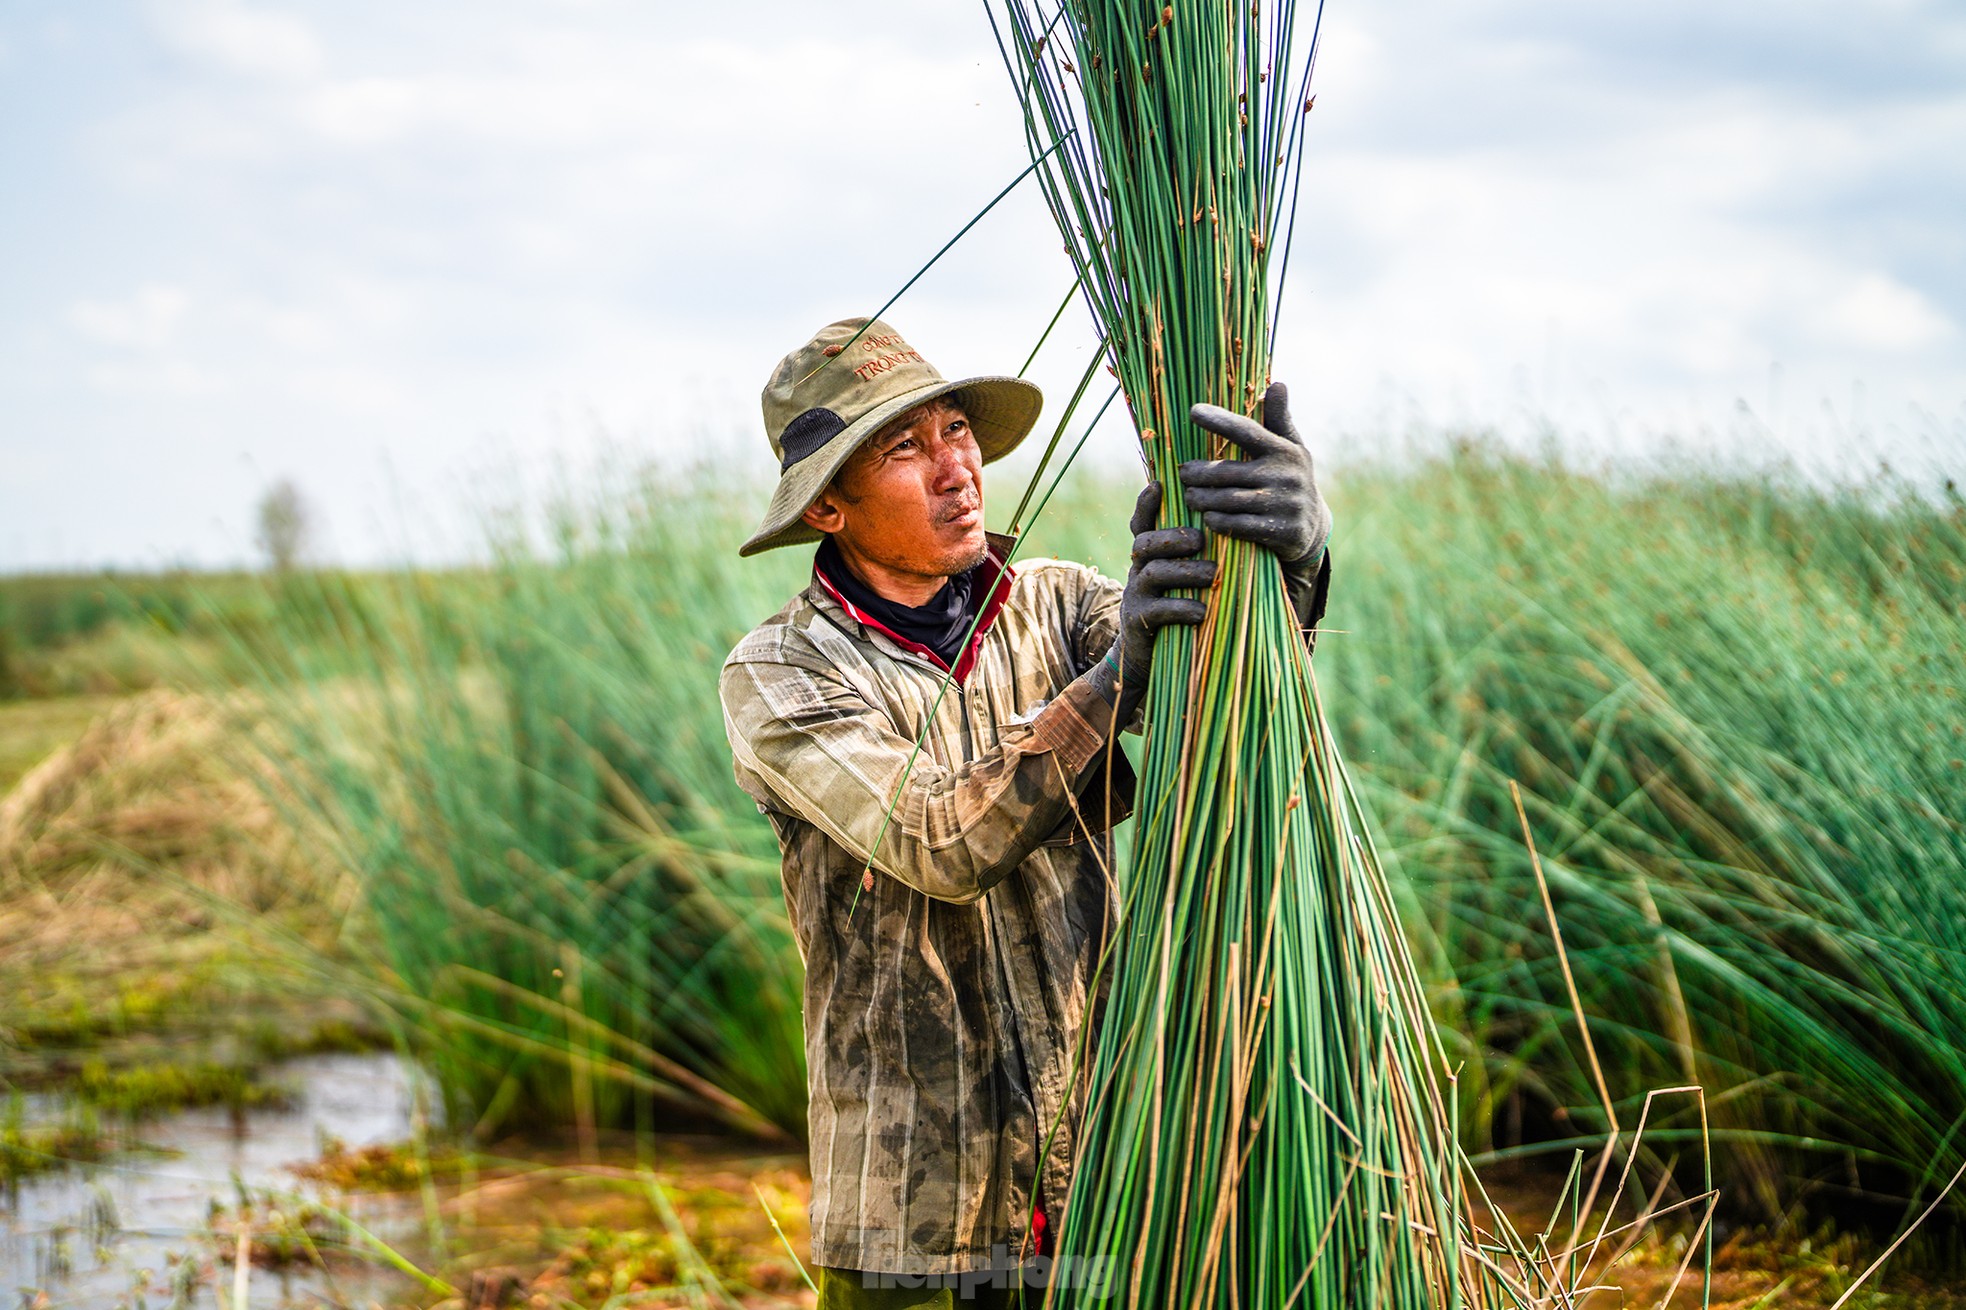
[931, 442, 975, 494]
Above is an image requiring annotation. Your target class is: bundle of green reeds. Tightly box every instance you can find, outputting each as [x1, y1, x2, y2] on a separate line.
[987, 4, 1503, 1304]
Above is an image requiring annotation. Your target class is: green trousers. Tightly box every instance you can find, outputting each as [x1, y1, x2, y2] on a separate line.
[815, 1266, 1038, 1309]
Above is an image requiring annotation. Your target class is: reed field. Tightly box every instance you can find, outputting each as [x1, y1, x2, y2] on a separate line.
[4, 445, 1965, 1300]
[0, 570, 262, 699]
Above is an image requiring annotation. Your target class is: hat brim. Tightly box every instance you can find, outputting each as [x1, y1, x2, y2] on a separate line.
[739, 375, 1042, 557]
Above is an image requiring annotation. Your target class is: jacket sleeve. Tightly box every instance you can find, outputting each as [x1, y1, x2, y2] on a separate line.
[719, 652, 1119, 905]
[1069, 571, 1152, 736]
[1071, 569, 1124, 673]
[1285, 546, 1331, 657]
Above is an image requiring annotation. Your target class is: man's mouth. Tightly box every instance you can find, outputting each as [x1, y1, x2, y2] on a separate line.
[942, 502, 981, 529]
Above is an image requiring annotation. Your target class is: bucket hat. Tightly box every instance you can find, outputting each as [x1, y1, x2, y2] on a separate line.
[740, 318, 1043, 556]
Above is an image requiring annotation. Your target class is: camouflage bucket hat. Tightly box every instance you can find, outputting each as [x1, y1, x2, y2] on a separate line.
[740, 317, 1043, 557]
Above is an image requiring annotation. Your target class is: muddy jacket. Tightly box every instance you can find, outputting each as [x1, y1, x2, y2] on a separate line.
[718, 539, 1131, 1275]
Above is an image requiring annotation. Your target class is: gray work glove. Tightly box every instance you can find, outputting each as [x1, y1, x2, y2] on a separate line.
[1180, 381, 1332, 637]
[1086, 481, 1215, 724]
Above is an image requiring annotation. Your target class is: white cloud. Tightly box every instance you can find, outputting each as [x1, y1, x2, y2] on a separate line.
[300, 76, 421, 145]
[1809, 274, 1955, 353]
[147, 0, 323, 79]
[67, 284, 192, 350]
[1276, 0, 1966, 454]
[86, 356, 222, 397]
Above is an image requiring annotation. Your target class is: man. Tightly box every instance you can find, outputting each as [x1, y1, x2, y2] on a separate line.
[719, 318, 1330, 1309]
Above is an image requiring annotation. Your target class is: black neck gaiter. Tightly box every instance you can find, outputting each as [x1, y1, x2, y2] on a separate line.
[815, 536, 980, 670]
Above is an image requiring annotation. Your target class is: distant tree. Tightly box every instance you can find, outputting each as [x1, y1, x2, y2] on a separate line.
[255, 479, 311, 572]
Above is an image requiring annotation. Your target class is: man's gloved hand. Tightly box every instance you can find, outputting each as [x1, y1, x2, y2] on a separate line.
[1087, 481, 1215, 723]
[1180, 380, 1332, 635]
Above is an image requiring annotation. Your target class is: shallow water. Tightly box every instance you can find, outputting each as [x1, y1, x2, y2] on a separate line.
[3, 1052, 431, 1310]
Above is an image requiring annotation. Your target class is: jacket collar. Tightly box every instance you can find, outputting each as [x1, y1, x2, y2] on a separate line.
[809, 531, 1016, 687]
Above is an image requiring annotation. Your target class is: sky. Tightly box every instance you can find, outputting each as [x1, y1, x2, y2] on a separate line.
[1, 0, 1961, 570]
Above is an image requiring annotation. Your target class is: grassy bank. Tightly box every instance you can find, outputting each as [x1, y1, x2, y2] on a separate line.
[196, 1132, 1966, 1310]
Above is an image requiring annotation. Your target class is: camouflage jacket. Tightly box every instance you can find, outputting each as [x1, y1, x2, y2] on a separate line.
[718, 539, 1130, 1275]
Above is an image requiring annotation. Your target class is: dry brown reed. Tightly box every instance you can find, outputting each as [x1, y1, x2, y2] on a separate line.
[0, 691, 340, 1060]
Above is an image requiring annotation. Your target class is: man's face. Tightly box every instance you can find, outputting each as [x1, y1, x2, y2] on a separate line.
[804, 399, 987, 580]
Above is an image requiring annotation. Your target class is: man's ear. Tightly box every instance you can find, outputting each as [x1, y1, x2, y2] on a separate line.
[801, 486, 846, 535]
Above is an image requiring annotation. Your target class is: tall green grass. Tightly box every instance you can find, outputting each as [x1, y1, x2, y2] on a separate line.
[1313, 448, 1966, 1224]
[219, 481, 809, 1142]
[211, 448, 1966, 1227]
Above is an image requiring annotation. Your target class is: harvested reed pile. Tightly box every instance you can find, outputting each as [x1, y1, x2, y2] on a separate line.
[1, 692, 256, 885]
[987, 4, 1585, 1305]
[0, 691, 331, 1056]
